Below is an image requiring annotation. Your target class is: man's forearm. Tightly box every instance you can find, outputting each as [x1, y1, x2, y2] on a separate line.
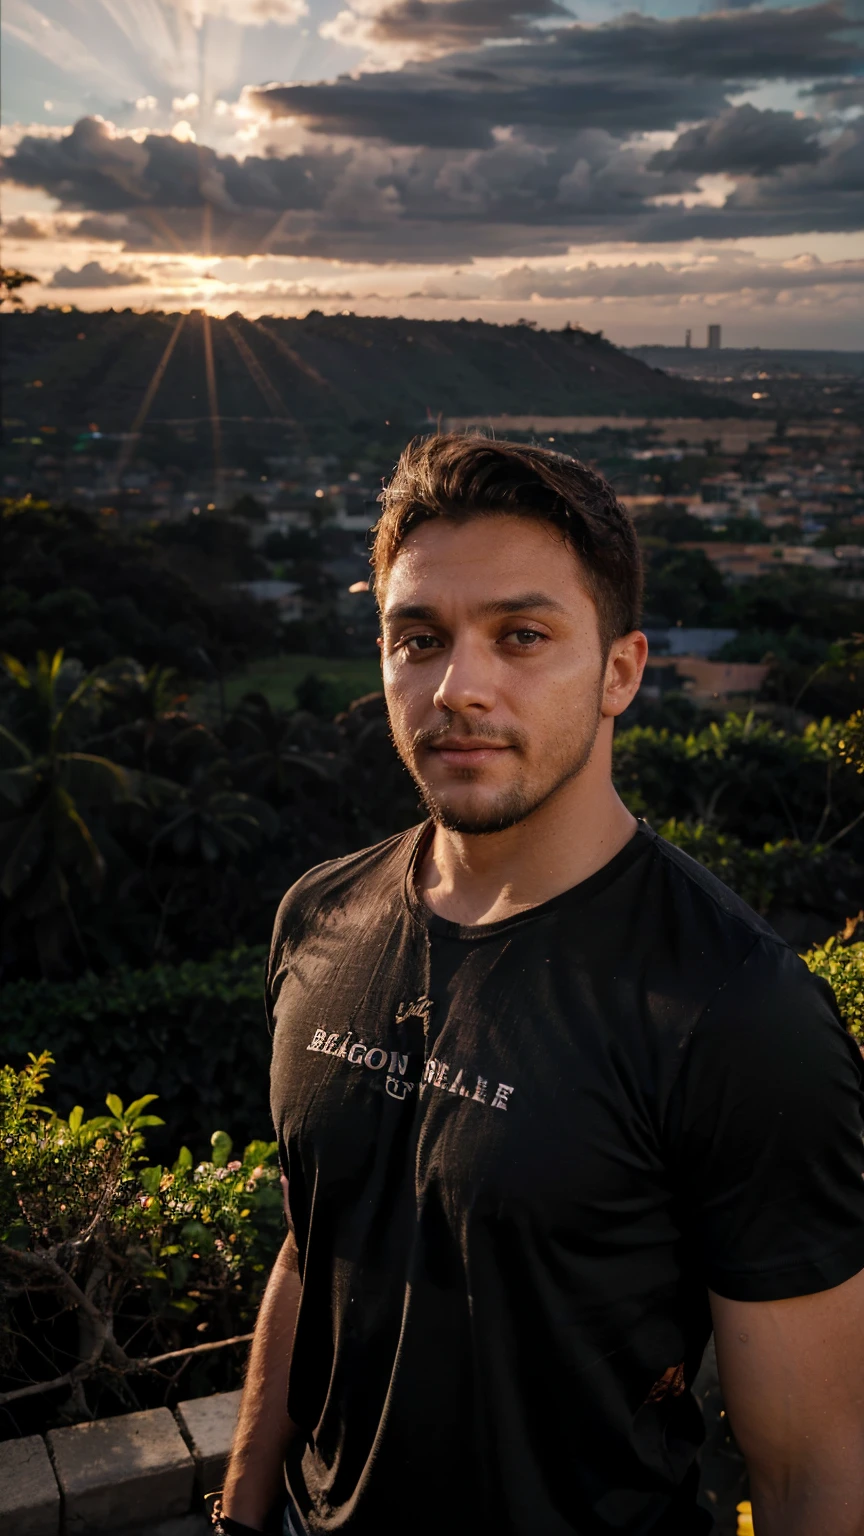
[221, 1234, 303, 1530]
[750, 1470, 864, 1536]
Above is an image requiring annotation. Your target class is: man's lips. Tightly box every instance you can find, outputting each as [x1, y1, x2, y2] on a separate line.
[424, 739, 514, 767]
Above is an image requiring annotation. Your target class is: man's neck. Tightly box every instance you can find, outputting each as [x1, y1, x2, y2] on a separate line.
[417, 774, 638, 927]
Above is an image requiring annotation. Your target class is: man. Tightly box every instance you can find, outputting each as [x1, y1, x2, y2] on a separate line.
[218, 435, 864, 1536]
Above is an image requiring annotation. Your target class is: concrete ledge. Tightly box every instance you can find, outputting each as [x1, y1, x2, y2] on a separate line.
[0, 1433, 60, 1536]
[176, 1390, 242, 1496]
[48, 1406, 195, 1534]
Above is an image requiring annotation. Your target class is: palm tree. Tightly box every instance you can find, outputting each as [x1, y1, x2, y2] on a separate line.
[0, 651, 137, 972]
[224, 691, 340, 800]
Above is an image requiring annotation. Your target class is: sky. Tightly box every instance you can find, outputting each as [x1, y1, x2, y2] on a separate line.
[1, 0, 862, 347]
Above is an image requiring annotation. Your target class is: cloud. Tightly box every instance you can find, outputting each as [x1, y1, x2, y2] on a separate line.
[3, 3, 862, 264]
[4, 107, 862, 260]
[650, 104, 825, 175]
[805, 76, 864, 110]
[321, 0, 570, 63]
[1, 115, 349, 214]
[254, 4, 861, 148]
[2, 215, 48, 238]
[474, 252, 864, 301]
[48, 260, 149, 288]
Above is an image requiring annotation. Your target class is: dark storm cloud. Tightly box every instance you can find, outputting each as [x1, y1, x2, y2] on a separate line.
[805, 76, 864, 108]
[351, 0, 571, 50]
[651, 104, 825, 175]
[706, 0, 765, 11]
[4, 109, 863, 258]
[48, 260, 147, 287]
[2, 215, 48, 238]
[253, 3, 861, 147]
[0, 116, 349, 214]
[251, 72, 725, 148]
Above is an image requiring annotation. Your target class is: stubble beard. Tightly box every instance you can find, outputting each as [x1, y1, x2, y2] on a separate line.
[390, 708, 603, 837]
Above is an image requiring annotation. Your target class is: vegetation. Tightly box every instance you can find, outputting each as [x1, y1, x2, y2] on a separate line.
[0, 1052, 284, 1430]
[0, 647, 419, 977]
[0, 947, 270, 1151]
[0, 267, 39, 309]
[804, 932, 864, 1042]
[194, 653, 383, 721]
[614, 712, 864, 852]
[1, 498, 280, 675]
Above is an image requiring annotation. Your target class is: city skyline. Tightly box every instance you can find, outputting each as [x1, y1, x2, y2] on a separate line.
[1, 0, 863, 348]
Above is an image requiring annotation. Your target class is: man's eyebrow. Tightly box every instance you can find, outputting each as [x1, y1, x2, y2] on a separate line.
[478, 592, 567, 617]
[384, 592, 567, 623]
[384, 603, 438, 622]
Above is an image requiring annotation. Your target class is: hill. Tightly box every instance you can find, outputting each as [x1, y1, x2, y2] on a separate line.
[2, 309, 738, 437]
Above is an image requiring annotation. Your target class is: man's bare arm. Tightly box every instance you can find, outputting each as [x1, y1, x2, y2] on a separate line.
[221, 1233, 303, 1531]
[711, 1267, 864, 1536]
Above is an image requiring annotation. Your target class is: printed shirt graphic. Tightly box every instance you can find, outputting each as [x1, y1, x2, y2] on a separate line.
[267, 824, 864, 1536]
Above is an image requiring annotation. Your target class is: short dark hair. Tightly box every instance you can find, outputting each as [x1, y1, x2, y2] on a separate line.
[371, 433, 643, 652]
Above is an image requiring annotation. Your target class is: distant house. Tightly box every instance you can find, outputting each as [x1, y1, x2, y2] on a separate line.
[680, 542, 839, 579]
[230, 580, 304, 622]
[642, 656, 770, 705]
[644, 628, 738, 658]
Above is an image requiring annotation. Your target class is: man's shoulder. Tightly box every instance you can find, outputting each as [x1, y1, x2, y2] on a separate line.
[271, 824, 423, 945]
[647, 825, 781, 947]
[626, 825, 807, 1020]
[643, 828, 846, 1035]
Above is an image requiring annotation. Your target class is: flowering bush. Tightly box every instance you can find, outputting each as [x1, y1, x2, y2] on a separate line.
[803, 938, 864, 1043]
[0, 1053, 284, 1430]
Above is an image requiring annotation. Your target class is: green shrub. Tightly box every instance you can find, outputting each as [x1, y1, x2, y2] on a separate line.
[0, 1053, 285, 1426]
[803, 939, 864, 1043]
[614, 713, 864, 856]
[0, 947, 269, 1153]
[657, 820, 860, 920]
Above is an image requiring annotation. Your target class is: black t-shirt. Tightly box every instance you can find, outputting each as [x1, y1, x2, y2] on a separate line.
[267, 823, 864, 1536]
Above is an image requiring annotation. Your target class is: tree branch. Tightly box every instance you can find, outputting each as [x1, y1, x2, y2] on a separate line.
[2, 1248, 110, 1335]
[0, 1330, 254, 1406]
[822, 806, 864, 852]
[144, 1332, 253, 1367]
[0, 1367, 81, 1407]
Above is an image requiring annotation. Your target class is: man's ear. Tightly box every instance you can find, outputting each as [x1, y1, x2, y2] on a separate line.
[602, 631, 648, 718]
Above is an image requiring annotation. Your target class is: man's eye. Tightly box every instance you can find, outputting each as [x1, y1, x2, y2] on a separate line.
[405, 634, 442, 652]
[507, 629, 544, 646]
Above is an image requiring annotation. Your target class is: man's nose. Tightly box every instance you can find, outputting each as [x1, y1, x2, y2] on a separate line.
[432, 637, 496, 714]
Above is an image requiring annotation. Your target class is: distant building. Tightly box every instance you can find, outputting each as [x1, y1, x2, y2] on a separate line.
[230, 580, 305, 622]
[644, 627, 739, 658]
[681, 542, 839, 579]
[685, 329, 692, 348]
[642, 656, 769, 705]
[707, 325, 722, 350]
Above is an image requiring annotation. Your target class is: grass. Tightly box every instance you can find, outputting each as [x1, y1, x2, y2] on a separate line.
[192, 653, 384, 721]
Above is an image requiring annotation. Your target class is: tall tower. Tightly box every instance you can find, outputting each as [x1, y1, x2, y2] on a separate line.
[707, 324, 722, 350]
[685, 329, 692, 348]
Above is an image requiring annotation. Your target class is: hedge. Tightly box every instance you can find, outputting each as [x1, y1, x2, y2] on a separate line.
[0, 946, 270, 1155]
[804, 938, 864, 1042]
[656, 821, 862, 920]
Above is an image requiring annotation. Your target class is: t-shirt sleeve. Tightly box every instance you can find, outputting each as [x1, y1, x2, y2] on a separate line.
[669, 935, 864, 1302]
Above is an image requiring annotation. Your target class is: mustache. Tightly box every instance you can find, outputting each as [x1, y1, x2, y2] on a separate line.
[412, 720, 527, 751]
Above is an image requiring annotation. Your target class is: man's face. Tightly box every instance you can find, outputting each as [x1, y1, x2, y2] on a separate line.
[381, 514, 615, 835]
